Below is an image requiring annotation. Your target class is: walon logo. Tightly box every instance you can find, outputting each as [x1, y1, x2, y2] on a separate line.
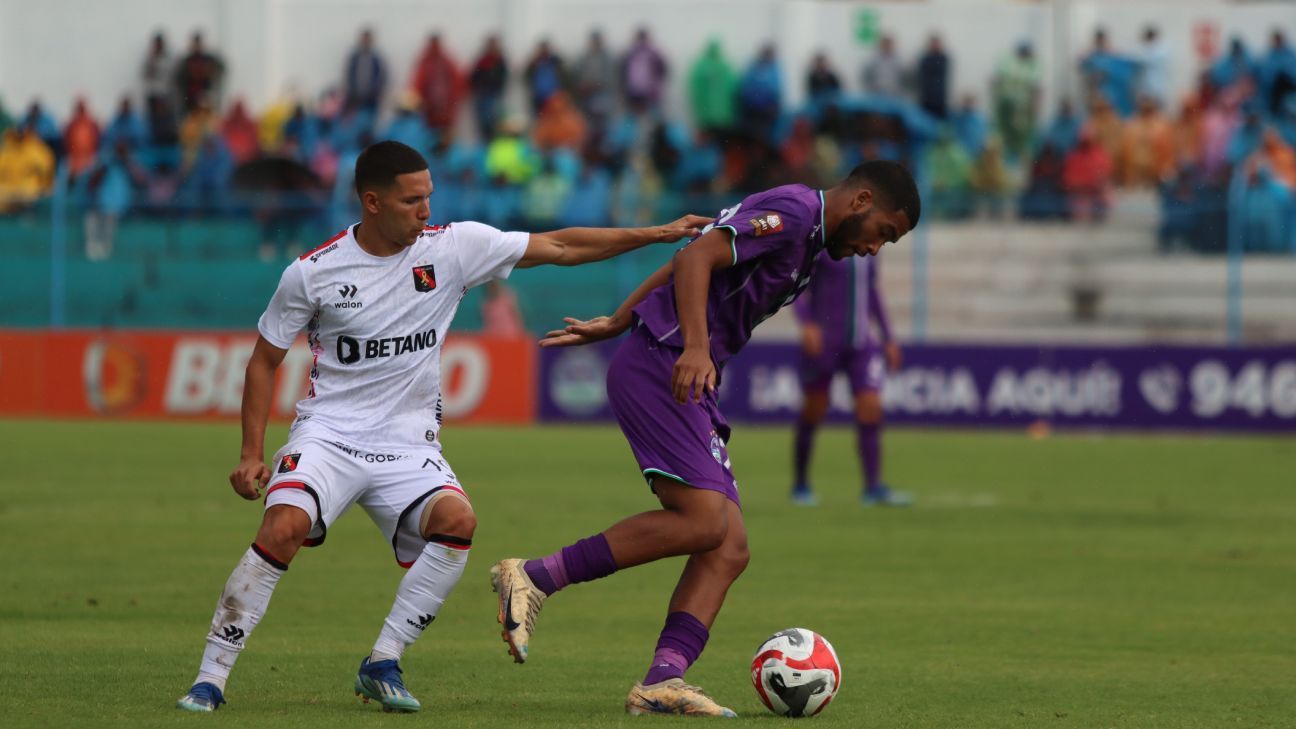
[407, 613, 435, 631]
[335, 284, 362, 309]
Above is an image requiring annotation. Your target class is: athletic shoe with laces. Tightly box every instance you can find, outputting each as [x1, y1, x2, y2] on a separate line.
[490, 558, 546, 664]
[354, 656, 421, 713]
[176, 681, 226, 712]
[861, 483, 914, 507]
[626, 678, 738, 717]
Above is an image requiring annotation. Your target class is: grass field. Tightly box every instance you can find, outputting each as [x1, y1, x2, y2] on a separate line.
[1, 419, 1293, 728]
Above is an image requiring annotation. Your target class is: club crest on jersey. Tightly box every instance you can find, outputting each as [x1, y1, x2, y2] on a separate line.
[749, 213, 783, 237]
[412, 265, 437, 292]
[278, 453, 301, 473]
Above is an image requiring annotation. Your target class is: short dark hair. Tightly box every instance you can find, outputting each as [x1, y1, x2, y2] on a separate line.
[354, 140, 429, 197]
[844, 160, 921, 228]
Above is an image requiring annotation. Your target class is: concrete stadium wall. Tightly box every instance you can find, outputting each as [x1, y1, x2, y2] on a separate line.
[2, 0, 1293, 123]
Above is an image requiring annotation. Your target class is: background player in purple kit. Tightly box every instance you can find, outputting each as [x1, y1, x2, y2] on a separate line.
[491, 160, 920, 716]
[790, 251, 913, 507]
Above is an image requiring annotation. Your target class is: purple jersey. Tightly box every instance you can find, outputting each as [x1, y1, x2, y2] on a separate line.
[792, 251, 893, 349]
[634, 184, 826, 365]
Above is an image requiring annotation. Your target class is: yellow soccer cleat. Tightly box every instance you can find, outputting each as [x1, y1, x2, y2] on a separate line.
[490, 558, 547, 664]
[626, 678, 738, 717]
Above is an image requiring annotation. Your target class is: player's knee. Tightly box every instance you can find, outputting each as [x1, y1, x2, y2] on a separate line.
[718, 543, 751, 580]
[257, 506, 311, 558]
[855, 397, 883, 425]
[692, 517, 729, 553]
[421, 496, 476, 541]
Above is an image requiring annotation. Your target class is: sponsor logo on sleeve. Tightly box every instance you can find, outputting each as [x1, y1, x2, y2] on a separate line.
[412, 265, 437, 292]
[749, 213, 784, 237]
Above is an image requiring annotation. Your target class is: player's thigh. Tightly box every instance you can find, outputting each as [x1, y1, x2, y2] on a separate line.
[264, 438, 369, 549]
[362, 450, 471, 566]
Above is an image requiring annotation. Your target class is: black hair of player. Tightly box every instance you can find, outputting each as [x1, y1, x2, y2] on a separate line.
[843, 160, 921, 228]
[354, 140, 429, 197]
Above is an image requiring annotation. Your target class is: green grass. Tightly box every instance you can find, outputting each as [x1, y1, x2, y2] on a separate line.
[0, 420, 1293, 728]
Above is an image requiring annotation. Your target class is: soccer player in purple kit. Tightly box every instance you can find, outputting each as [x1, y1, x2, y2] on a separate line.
[490, 160, 920, 717]
[789, 251, 914, 507]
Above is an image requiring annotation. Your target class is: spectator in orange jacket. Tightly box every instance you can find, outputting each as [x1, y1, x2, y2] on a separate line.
[411, 34, 465, 136]
[533, 91, 587, 152]
[64, 98, 101, 179]
[1118, 95, 1175, 187]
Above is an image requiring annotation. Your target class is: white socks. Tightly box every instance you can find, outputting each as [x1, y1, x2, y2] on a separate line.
[193, 546, 286, 691]
[370, 542, 469, 662]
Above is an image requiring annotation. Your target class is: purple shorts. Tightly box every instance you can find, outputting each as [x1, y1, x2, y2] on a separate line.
[607, 324, 740, 506]
[798, 341, 885, 393]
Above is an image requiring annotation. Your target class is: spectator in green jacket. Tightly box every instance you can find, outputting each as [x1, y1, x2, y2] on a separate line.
[689, 39, 737, 136]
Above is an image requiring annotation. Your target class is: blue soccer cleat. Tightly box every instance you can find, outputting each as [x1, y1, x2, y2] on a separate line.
[355, 656, 421, 713]
[176, 682, 226, 712]
[790, 484, 819, 507]
[862, 483, 914, 507]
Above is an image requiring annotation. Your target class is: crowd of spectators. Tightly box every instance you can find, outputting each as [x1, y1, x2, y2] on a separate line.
[2, 24, 1295, 260]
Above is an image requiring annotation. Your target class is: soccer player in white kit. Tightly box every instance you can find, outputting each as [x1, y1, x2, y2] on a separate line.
[176, 141, 710, 713]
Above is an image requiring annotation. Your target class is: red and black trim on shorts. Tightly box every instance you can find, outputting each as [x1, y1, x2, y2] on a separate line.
[265, 480, 327, 548]
[394, 484, 472, 568]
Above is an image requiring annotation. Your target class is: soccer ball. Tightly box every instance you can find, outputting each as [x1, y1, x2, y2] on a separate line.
[750, 628, 842, 717]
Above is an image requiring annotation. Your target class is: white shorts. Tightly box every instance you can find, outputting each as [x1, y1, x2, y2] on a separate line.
[264, 435, 467, 567]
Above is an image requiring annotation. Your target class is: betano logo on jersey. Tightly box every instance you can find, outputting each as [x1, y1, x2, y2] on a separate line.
[336, 329, 438, 365]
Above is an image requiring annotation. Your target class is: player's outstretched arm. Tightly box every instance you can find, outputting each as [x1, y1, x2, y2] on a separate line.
[514, 214, 713, 269]
[539, 259, 676, 347]
[230, 336, 289, 500]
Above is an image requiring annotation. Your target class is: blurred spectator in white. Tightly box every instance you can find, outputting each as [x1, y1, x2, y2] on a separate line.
[411, 34, 464, 138]
[63, 98, 101, 179]
[689, 39, 737, 136]
[622, 27, 669, 115]
[0, 122, 55, 212]
[738, 43, 782, 143]
[806, 52, 842, 110]
[1080, 28, 1137, 117]
[81, 140, 146, 260]
[1117, 95, 1175, 187]
[103, 97, 148, 151]
[343, 28, 387, 115]
[175, 31, 225, 113]
[917, 35, 951, 119]
[481, 280, 526, 338]
[950, 94, 988, 155]
[572, 30, 618, 141]
[533, 91, 587, 152]
[992, 42, 1041, 162]
[525, 39, 567, 114]
[1259, 30, 1296, 116]
[142, 32, 174, 115]
[1063, 126, 1113, 221]
[221, 99, 260, 164]
[863, 34, 908, 99]
[1135, 26, 1170, 108]
[469, 35, 508, 141]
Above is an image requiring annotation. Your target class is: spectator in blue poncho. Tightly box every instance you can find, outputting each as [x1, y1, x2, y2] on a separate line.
[1210, 38, 1257, 93]
[1080, 28, 1139, 117]
[950, 94, 988, 155]
[103, 97, 148, 151]
[738, 44, 783, 144]
[1039, 99, 1083, 154]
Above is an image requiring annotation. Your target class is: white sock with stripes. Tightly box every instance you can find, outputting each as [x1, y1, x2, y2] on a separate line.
[370, 541, 469, 662]
[192, 546, 286, 692]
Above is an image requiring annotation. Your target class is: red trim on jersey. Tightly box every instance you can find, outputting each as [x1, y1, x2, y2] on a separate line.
[298, 229, 348, 260]
[266, 480, 308, 495]
[430, 538, 472, 551]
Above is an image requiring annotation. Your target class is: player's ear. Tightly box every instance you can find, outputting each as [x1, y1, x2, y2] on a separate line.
[852, 187, 873, 213]
[360, 189, 381, 214]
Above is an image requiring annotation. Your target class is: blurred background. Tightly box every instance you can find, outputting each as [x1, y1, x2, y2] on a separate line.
[0, 0, 1293, 431]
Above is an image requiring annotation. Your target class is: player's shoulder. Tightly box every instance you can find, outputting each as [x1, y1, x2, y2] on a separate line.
[297, 226, 352, 265]
[741, 184, 819, 234]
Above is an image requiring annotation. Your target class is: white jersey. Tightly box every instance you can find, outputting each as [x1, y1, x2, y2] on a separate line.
[258, 221, 529, 449]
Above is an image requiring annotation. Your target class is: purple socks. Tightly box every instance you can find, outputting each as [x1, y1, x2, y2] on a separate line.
[523, 533, 618, 596]
[793, 420, 816, 486]
[857, 422, 881, 490]
[642, 612, 710, 685]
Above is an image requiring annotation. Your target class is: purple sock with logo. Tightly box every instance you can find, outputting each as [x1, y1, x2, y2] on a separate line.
[858, 422, 881, 490]
[523, 533, 618, 596]
[793, 420, 816, 486]
[643, 612, 710, 685]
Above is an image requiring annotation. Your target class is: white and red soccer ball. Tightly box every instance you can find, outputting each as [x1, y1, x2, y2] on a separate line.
[750, 628, 842, 717]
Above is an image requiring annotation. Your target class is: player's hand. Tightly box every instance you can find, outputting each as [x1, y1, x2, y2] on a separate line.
[801, 324, 824, 358]
[884, 341, 903, 371]
[229, 457, 271, 500]
[540, 314, 630, 347]
[672, 346, 716, 404]
[654, 214, 714, 243]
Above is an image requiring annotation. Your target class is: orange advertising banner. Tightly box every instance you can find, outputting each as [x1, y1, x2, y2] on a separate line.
[0, 329, 535, 423]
